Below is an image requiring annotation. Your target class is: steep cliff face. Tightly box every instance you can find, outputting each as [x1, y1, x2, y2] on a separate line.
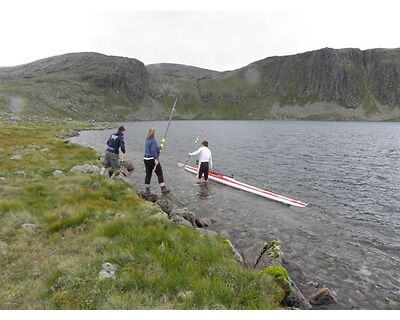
[363, 49, 400, 105]
[191, 48, 400, 119]
[0, 48, 399, 121]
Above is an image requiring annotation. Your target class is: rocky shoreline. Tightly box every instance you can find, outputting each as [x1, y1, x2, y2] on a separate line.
[89, 159, 337, 310]
[52, 116, 338, 310]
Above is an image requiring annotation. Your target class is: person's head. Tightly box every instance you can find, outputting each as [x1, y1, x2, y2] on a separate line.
[118, 126, 126, 135]
[202, 140, 208, 147]
[147, 128, 156, 140]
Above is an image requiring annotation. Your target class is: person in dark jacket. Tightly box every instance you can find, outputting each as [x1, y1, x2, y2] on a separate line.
[144, 128, 169, 194]
[101, 126, 126, 177]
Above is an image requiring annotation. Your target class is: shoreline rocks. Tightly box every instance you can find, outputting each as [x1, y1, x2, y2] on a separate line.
[89, 159, 336, 310]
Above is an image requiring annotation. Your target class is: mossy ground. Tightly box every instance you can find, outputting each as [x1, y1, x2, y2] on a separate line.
[0, 118, 283, 309]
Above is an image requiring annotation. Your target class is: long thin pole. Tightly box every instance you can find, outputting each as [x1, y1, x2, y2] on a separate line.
[183, 128, 204, 167]
[159, 97, 177, 151]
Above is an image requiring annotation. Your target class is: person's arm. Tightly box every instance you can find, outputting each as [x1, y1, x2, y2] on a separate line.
[150, 140, 160, 170]
[189, 147, 202, 156]
[119, 135, 126, 154]
[150, 140, 159, 160]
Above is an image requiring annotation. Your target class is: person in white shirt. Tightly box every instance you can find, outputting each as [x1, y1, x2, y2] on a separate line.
[188, 140, 213, 183]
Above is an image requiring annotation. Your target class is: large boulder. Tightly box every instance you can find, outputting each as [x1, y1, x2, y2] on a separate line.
[170, 208, 195, 225]
[121, 159, 134, 172]
[155, 198, 176, 214]
[242, 242, 266, 268]
[285, 276, 313, 309]
[242, 240, 282, 269]
[255, 239, 283, 270]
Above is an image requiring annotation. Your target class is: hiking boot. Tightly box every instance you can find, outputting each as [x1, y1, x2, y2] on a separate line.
[161, 186, 170, 194]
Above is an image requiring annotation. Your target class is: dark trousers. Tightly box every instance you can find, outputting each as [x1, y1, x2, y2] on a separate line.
[144, 159, 164, 184]
[198, 162, 209, 180]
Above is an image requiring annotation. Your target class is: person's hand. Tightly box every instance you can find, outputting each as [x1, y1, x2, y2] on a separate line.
[159, 138, 165, 150]
[153, 159, 159, 172]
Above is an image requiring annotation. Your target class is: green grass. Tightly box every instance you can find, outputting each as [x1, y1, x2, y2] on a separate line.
[0, 119, 283, 309]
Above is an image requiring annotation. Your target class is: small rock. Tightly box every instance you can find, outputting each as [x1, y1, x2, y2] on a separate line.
[99, 262, 117, 279]
[10, 155, 22, 160]
[170, 215, 193, 228]
[10, 115, 22, 121]
[70, 164, 100, 174]
[53, 170, 63, 176]
[40, 148, 50, 152]
[195, 217, 210, 228]
[0, 240, 7, 253]
[22, 223, 40, 232]
[16, 171, 27, 177]
[309, 287, 337, 306]
[349, 289, 365, 303]
[178, 291, 193, 300]
[119, 166, 130, 177]
[114, 212, 125, 219]
[0, 177, 6, 182]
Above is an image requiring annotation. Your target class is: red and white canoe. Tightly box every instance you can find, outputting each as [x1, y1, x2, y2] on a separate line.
[178, 163, 308, 208]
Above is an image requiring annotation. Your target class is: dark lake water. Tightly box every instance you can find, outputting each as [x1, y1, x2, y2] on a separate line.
[71, 120, 400, 310]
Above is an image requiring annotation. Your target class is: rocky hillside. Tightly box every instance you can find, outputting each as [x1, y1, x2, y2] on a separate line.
[0, 52, 148, 121]
[0, 48, 399, 121]
[190, 48, 400, 120]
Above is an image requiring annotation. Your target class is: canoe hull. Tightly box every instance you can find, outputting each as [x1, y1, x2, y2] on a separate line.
[178, 163, 308, 208]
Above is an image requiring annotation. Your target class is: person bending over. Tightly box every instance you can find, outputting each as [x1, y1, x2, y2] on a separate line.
[101, 126, 126, 177]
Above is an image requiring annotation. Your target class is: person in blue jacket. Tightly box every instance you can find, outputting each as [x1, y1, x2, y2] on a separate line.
[144, 128, 169, 194]
[101, 126, 126, 177]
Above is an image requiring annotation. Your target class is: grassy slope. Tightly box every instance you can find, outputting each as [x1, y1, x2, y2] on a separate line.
[0, 119, 283, 309]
